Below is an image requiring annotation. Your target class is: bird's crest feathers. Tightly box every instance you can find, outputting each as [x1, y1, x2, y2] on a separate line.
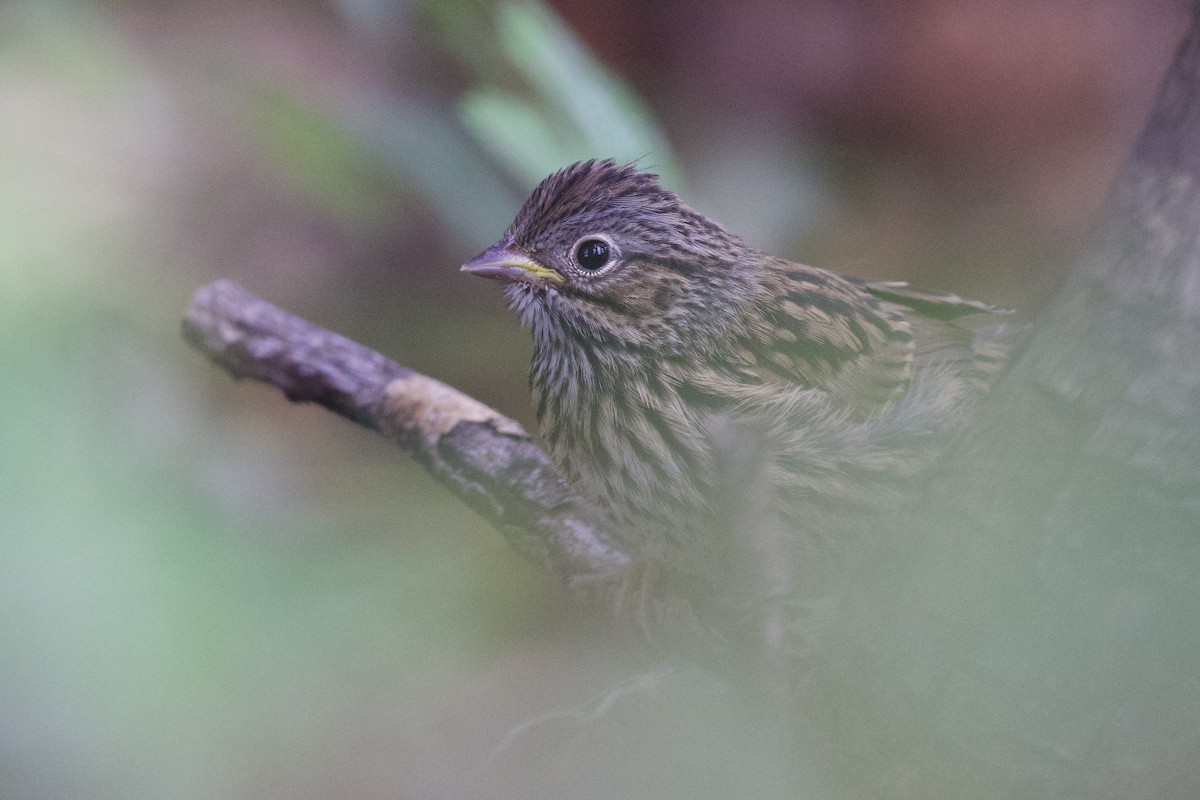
[509, 159, 679, 246]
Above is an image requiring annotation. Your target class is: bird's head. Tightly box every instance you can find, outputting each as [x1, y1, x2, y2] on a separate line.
[462, 160, 749, 346]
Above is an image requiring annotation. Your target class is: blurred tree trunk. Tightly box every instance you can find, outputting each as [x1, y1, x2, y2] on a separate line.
[826, 4, 1200, 797]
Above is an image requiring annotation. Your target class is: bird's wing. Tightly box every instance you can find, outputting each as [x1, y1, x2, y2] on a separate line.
[736, 269, 1015, 418]
[858, 279, 1016, 386]
[734, 265, 918, 417]
[858, 280, 1009, 319]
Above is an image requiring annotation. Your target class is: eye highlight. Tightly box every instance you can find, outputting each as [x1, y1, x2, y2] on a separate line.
[574, 238, 612, 271]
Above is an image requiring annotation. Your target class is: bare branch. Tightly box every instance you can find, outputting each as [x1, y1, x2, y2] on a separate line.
[182, 279, 629, 586]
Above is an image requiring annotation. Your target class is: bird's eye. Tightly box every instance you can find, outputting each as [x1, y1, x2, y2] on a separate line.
[574, 238, 612, 271]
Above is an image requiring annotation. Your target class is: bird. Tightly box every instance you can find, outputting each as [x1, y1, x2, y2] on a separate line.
[462, 159, 1012, 625]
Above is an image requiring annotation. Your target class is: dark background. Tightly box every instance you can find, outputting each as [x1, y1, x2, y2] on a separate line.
[1, 1, 1189, 797]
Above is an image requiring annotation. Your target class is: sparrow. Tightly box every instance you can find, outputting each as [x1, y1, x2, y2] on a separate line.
[463, 159, 1011, 604]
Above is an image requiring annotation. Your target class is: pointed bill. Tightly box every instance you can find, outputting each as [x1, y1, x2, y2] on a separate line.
[461, 241, 565, 286]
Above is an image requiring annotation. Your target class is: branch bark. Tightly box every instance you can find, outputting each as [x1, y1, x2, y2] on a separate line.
[182, 280, 627, 585]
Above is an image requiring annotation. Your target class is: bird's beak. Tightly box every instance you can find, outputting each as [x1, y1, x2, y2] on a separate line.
[461, 241, 565, 286]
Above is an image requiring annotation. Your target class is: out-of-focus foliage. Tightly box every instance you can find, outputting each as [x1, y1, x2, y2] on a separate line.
[0, 2, 575, 798]
[455, 2, 680, 187]
[252, 0, 681, 250]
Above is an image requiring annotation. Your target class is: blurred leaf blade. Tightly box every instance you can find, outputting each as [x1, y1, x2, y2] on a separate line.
[460, 87, 577, 185]
[436, 0, 680, 189]
[498, 2, 678, 183]
[351, 90, 521, 243]
[247, 86, 393, 230]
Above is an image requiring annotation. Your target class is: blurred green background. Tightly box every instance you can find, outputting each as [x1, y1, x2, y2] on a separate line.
[0, 0, 1189, 797]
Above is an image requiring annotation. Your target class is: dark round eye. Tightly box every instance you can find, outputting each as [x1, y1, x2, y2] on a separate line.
[574, 238, 611, 271]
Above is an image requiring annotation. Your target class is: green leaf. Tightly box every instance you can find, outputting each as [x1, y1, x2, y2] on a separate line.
[456, 1, 681, 188]
[460, 87, 576, 185]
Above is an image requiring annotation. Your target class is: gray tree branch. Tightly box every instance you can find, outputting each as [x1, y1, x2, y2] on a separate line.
[182, 279, 627, 587]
